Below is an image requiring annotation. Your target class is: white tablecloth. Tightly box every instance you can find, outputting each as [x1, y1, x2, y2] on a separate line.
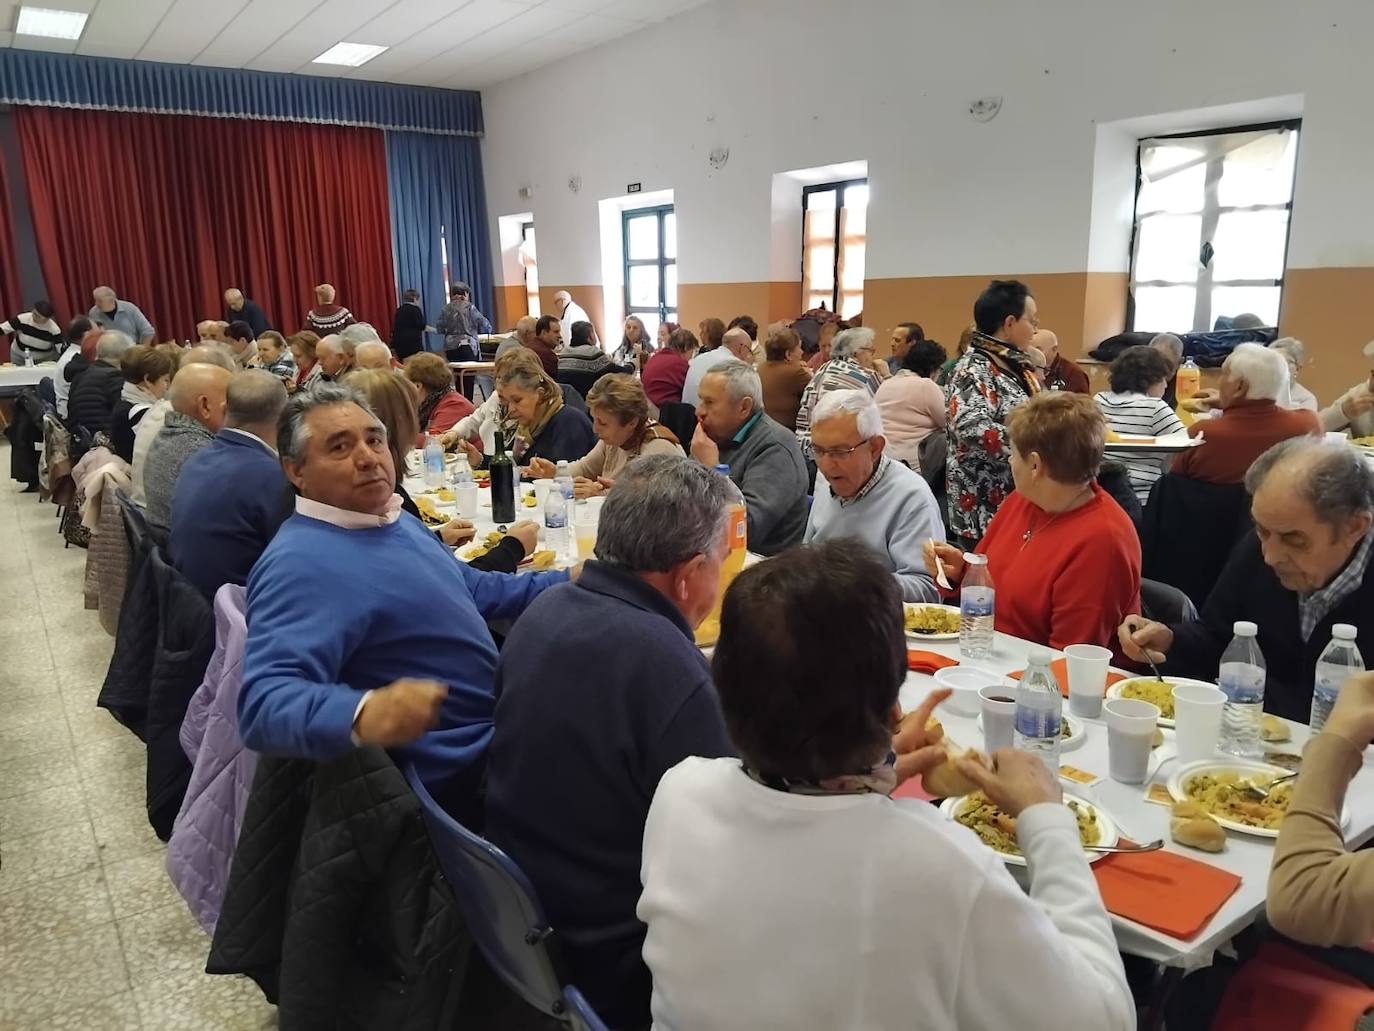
[898, 632, 1374, 969]
[0, 364, 52, 394]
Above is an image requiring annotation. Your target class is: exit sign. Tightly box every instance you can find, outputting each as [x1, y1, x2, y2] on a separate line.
[627, 182, 642, 193]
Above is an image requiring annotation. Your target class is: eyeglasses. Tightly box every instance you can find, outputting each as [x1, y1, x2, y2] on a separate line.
[813, 439, 870, 460]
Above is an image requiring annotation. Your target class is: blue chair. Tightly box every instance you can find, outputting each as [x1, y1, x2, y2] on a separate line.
[402, 765, 609, 1030]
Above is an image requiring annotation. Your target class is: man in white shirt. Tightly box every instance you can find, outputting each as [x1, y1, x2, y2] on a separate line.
[681, 326, 753, 407]
[553, 290, 592, 350]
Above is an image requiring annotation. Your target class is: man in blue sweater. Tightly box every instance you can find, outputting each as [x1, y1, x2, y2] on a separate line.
[485, 454, 737, 1029]
[169, 370, 291, 599]
[238, 383, 568, 821]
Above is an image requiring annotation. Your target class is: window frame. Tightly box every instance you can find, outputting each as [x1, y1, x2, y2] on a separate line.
[802, 178, 868, 317]
[621, 204, 676, 328]
[520, 219, 540, 318]
[1126, 119, 1301, 333]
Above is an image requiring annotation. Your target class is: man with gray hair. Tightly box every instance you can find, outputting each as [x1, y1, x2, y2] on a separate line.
[682, 325, 755, 407]
[89, 285, 154, 344]
[496, 314, 537, 359]
[239, 382, 567, 823]
[353, 339, 394, 370]
[169, 370, 290, 598]
[1171, 342, 1320, 485]
[691, 358, 808, 556]
[485, 454, 736, 1027]
[803, 389, 945, 601]
[1122, 437, 1374, 720]
[315, 334, 354, 381]
[1149, 333, 1185, 407]
[794, 326, 882, 461]
[143, 362, 233, 529]
[68, 330, 134, 438]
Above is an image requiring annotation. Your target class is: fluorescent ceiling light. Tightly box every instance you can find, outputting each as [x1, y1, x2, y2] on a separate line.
[16, 6, 89, 40]
[312, 42, 388, 67]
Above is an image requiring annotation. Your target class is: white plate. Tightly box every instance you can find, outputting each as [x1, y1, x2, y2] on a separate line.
[903, 603, 962, 642]
[1167, 760, 1296, 839]
[977, 712, 1086, 752]
[1104, 676, 1217, 728]
[940, 791, 1118, 865]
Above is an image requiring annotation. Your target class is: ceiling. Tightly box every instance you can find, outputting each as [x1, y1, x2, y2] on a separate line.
[0, 0, 708, 90]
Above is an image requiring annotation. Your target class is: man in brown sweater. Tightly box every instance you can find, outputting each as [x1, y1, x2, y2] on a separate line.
[1172, 342, 1320, 485]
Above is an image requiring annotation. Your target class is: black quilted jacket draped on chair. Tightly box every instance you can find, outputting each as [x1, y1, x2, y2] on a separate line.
[206, 748, 473, 1031]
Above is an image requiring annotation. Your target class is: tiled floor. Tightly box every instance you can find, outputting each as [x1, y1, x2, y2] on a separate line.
[0, 453, 277, 1029]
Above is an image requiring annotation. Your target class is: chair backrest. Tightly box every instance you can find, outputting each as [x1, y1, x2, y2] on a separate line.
[657, 402, 698, 452]
[562, 986, 611, 1031]
[37, 375, 56, 408]
[559, 382, 587, 412]
[1140, 577, 1200, 626]
[1140, 473, 1250, 611]
[917, 432, 947, 488]
[402, 764, 569, 1020]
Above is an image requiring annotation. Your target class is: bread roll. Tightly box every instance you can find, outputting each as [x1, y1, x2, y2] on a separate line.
[1261, 714, 1291, 743]
[1170, 801, 1226, 852]
[921, 729, 989, 797]
[1151, 727, 1165, 749]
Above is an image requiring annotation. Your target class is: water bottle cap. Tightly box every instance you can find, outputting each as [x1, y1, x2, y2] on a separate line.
[1333, 623, 1358, 640]
[714, 464, 731, 475]
[1233, 620, 1258, 637]
[964, 552, 986, 565]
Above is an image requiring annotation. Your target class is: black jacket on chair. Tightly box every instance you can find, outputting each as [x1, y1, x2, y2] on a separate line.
[68, 361, 124, 438]
[207, 748, 472, 1031]
[1140, 473, 1250, 612]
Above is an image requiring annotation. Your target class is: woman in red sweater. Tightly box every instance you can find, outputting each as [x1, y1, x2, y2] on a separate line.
[925, 392, 1141, 657]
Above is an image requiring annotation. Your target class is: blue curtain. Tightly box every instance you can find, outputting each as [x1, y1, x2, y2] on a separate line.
[0, 49, 481, 136]
[386, 131, 494, 337]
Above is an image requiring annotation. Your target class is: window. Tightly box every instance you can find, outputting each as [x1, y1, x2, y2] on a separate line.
[622, 204, 676, 336]
[803, 179, 868, 319]
[520, 220, 541, 318]
[1128, 122, 1299, 332]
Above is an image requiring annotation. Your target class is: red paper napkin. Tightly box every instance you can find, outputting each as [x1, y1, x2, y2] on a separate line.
[1092, 845, 1241, 940]
[908, 650, 959, 675]
[1007, 657, 1128, 698]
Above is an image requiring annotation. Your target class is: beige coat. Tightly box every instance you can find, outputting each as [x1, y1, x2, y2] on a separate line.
[563, 426, 683, 480]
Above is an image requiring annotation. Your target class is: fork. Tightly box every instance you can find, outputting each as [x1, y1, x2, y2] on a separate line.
[1084, 839, 1165, 854]
[1240, 771, 1298, 801]
[930, 538, 953, 591]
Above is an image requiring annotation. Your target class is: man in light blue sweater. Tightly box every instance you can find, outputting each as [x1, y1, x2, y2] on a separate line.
[803, 389, 944, 602]
[238, 383, 568, 820]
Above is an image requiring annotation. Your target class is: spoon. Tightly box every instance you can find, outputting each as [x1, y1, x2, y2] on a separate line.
[1241, 770, 1298, 801]
[1084, 839, 1165, 854]
[930, 539, 953, 591]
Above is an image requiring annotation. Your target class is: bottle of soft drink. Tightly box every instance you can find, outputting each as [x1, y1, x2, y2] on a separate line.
[693, 465, 748, 647]
[1311, 624, 1365, 733]
[423, 434, 445, 488]
[1218, 621, 1266, 757]
[959, 553, 995, 660]
[554, 460, 575, 506]
[1015, 647, 1062, 771]
[1176, 355, 1201, 403]
[544, 487, 568, 559]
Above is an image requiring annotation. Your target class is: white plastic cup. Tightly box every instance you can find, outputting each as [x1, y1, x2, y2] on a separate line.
[979, 684, 1016, 753]
[1173, 682, 1226, 765]
[1104, 698, 1160, 784]
[1065, 644, 1112, 719]
[455, 482, 479, 519]
[533, 480, 552, 509]
[574, 503, 599, 560]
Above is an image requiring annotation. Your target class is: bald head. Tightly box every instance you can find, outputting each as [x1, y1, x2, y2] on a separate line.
[226, 369, 288, 440]
[354, 340, 393, 370]
[224, 288, 244, 309]
[168, 363, 231, 432]
[723, 327, 753, 360]
[514, 315, 538, 345]
[180, 343, 237, 373]
[1031, 328, 1060, 362]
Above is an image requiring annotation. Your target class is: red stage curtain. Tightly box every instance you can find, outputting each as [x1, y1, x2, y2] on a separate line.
[13, 106, 396, 341]
[0, 148, 24, 359]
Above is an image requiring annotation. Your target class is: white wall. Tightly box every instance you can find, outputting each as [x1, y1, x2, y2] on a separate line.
[480, 0, 1374, 289]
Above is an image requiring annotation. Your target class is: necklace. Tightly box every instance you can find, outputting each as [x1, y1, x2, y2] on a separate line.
[1020, 487, 1095, 549]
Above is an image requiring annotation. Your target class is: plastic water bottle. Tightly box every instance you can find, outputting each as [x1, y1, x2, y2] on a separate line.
[1218, 621, 1266, 758]
[1015, 647, 1062, 771]
[959, 553, 995, 660]
[554, 460, 575, 506]
[1311, 624, 1365, 733]
[544, 487, 568, 559]
[450, 453, 473, 486]
[423, 434, 445, 488]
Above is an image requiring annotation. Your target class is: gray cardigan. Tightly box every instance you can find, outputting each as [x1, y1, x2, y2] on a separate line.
[718, 413, 809, 556]
[144, 411, 216, 529]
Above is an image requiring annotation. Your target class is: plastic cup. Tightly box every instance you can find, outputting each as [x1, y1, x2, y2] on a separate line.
[1064, 644, 1112, 719]
[1104, 698, 1160, 784]
[979, 685, 1016, 753]
[533, 480, 552, 508]
[575, 503, 599, 560]
[455, 482, 478, 519]
[1173, 683, 1226, 764]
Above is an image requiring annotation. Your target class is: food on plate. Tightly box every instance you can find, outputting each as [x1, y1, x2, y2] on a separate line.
[472, 469, 491, 483]
[1351, 435, 1374, 447]
[904, 605, 959, 635]
[921, 721, 989, 797]
[955, 792, 1101, 856]
[460, 530, 506, 561]
[1059, 718, 1074, 740]
[527, 549, 557, 570]
[414, 496, 447, 527]
[1152, 727, 1165, 749]
[523, 493, 539, 508]
[1169, 800, 1226, 852]
[1183, 770, 1293, 830]
[1260, 714, 1291, 743]
[1117, 678, 1177, 720]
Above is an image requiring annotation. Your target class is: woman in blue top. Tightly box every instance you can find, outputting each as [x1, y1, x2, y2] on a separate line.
[495, 361, 596, 468]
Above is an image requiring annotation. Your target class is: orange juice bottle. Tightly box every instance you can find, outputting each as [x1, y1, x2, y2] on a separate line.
[1175, 355, 1201, 426]
[694, 466, 748, 647]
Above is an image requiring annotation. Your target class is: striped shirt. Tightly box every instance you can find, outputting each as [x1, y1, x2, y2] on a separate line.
[1094, 391, 1186, 504]
[1, 311, 64, 360]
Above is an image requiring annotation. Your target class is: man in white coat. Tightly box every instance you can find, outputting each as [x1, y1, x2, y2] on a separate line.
[553, 291, 593, 352]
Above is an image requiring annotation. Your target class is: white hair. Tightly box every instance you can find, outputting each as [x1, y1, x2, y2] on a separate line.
[830, 327, 875, 362]
[1269, 336, 1306, 368]
[1149, 333, 1184, 360]
[340, 322, 382, 350]
[705, 359, 763, 409]
[354, 340, 392, 367]
[812, 388, 883, 439]
[96, 330, 133, 362]
[1226, 341, 1288, 402]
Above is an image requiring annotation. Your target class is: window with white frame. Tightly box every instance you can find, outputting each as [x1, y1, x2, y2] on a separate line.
[520, 220, 541, 318]
[622, 204, 676, 337]
[803, 179, 868, 319]
[1129, 122, 1299, 332]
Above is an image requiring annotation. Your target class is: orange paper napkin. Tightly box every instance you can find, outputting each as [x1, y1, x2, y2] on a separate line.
[1007, 657, 1128, 698]
[908, 650, 959, 675]
[1092, 845, 1241, 940]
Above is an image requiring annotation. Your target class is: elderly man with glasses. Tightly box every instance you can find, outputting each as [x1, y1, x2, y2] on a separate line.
[804, 389, 945, 601]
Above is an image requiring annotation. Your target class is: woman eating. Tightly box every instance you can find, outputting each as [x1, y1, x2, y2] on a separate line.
[639, 538, 1134, 1031]
[1093, 346, 1185, 504]
[403, 351, 476, 435]
[924, 391, 1141, 656]
[614, 314, 654, 370]
[494, 360, 596, 467]
[526, 374, 681, 497]
[110, 345, 174, 462]
[343, 369, 536, 571]
[287, 331, 322, 393]
[642, 327, 697, 407]
[758, 326, 812, 432]
[874, 338, 948, 467]
[437, 347, 539, 458]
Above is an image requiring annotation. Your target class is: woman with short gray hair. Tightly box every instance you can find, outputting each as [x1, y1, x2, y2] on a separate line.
[794, 325, 881, 464]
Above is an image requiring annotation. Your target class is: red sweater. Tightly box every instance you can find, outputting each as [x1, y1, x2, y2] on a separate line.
[425, 391, 476, 435]
[947, 484, 1141, 660]
[642, 350, 690, 407]
[1172, 400, 1321, 485]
